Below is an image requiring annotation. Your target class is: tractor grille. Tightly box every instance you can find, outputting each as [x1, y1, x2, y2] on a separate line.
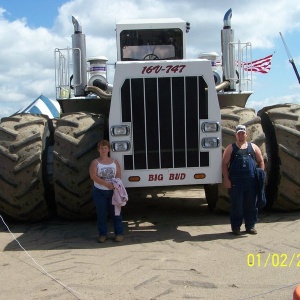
[121, 76, 209, 170]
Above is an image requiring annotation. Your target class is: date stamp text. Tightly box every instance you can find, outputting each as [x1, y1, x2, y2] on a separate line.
[247, 253, 300, 267]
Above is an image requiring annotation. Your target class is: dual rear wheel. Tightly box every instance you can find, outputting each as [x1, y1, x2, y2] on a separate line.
[0, 112, 104, 221]
[205, 104, 300, 213]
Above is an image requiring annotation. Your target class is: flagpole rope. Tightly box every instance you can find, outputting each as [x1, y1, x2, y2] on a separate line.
[238, 281, 300, 300]
[0, 214, 93, 300]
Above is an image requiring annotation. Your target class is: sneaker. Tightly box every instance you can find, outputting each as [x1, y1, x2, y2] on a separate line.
[232, 229, 241, 236]
[115, 235, 123, 242]
[246, 228, 257, 235]
[98, 235, 107, 243]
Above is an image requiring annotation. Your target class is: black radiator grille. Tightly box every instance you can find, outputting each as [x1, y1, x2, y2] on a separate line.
[121, 76, 209, 170]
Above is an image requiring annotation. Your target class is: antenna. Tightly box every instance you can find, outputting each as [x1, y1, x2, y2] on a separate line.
[279, 32, 300, 84]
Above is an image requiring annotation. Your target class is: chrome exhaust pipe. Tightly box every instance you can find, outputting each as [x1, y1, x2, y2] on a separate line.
[71, 15, 87, 96]
[221, 9, 236, 91]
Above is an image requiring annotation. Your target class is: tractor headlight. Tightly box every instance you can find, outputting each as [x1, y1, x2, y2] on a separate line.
[111, 125, 130, 136]
[111, 141, 131, 152]
[201, 122, 220, 132]
[201, 137, 220, 148]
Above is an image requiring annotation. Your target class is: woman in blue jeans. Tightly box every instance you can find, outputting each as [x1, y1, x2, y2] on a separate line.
[89, 139, 123, 243]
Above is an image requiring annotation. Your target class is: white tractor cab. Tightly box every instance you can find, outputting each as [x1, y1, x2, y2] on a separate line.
[53, 9, 252, 212]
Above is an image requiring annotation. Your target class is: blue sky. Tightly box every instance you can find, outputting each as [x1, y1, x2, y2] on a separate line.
[0, 0, 66, 27]
[0, 0, 299, 119]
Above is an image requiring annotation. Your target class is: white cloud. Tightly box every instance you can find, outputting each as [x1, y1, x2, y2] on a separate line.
[248, 93, 300, 114]
[0, 0, 300, 120]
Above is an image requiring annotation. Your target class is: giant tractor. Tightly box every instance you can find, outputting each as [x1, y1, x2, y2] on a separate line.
[0, 9, 299, 221]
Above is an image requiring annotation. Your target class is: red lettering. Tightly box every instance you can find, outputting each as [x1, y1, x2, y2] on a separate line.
[178, 65, 186, 73]
[154, 65, 162, 73]
[141, 65, 186, 75]
[169, 173, 186, 180]
[149, 174, 163, 181]
[149, 174, 155, 181]
[165, 65, 173, 73]
[146, 66, 154, 74]
[171, 65, 179, 73]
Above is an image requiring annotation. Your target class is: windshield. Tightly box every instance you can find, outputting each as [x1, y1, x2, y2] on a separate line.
[120, 28, 183, 61]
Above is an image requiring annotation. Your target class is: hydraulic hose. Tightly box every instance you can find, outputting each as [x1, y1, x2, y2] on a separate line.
[85, 86, 112, 100]
[215, 81, 230, 92]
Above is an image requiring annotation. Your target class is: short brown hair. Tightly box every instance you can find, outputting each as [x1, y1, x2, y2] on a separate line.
[97, 139, 110, 149]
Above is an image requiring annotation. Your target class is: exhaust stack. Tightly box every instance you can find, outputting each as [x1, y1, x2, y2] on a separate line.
[221, 9, 236, 90]
[72, 15, 87, 96]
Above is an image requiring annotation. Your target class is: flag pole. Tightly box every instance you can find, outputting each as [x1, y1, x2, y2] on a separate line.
[279, 32, 300, 85]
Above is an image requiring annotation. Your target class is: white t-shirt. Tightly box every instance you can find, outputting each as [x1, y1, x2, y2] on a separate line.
[94, 160, 116, 190]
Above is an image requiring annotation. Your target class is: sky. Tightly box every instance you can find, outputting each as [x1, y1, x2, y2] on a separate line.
[0, 0, 299, 120]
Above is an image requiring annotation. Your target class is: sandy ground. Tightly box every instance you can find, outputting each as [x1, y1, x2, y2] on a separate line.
[1, 186, 300, 300]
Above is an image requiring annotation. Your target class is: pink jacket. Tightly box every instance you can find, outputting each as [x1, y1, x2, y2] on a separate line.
[112, 178, 128, 216]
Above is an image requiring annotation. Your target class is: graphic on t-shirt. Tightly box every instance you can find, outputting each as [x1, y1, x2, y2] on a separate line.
[100, 166, 115, 181]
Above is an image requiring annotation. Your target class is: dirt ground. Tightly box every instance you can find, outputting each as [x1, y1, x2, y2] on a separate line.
[1, 186, 300, 300]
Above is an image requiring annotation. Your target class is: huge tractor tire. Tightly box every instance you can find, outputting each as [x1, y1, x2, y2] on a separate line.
[53, 112, 105, 220]
[258, 103, 300, 211]
[0, 114, 53, 221]
[205, 106, 267, 212]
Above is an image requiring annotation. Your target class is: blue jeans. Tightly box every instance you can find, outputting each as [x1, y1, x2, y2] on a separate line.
[92, 186, 123, 236]
[228, 178, 258, 231]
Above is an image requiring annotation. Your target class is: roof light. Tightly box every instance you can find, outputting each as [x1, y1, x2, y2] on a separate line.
[186, 22, 190, 33]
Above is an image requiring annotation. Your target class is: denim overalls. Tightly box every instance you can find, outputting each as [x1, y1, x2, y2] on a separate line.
[228, 143, 258, 231]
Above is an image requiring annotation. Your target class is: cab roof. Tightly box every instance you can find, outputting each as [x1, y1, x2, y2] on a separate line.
[116, 18, 186, 26]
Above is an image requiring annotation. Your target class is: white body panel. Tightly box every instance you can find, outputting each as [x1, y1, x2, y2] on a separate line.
[109, 59, 222, 188]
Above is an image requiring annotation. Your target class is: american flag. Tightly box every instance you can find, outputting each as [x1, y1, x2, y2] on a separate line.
[241, 54, 273, 74]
